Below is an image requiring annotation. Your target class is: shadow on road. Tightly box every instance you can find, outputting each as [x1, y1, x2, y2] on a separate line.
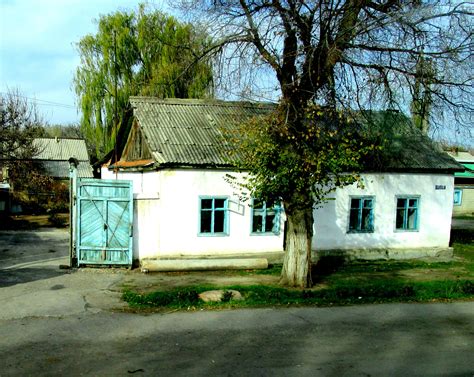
[0, 267, 70, 288]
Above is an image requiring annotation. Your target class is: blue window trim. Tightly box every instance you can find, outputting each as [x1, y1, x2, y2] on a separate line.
[453, 189, 463, 206]
[347, 196, 375, 233]
[395, 196, 420, 232]
[250, 199, 282, 235]
[198, 196, 229, 236]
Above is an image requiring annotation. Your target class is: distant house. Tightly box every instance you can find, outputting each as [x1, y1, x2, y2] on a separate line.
[447, 151, 474, 216]
[32, 138, 93, 180]
[102, 97, 463, 263]
[0, 137, 92, 213]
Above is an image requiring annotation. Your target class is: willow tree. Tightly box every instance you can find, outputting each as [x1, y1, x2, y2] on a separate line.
[74, 4, 214, 158]
[181, 1, 473, 287]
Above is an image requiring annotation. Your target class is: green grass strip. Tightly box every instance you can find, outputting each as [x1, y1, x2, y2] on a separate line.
[123, 279, 474, 310]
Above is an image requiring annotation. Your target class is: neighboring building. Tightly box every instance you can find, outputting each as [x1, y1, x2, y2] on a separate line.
[102, 97, 463, 263]
[32, 138, 93, 179]
[447, 151, 474, 216]
[0, 137, 93, 214]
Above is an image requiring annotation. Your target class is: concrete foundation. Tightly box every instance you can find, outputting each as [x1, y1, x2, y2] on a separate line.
[315, 247, 454, 261]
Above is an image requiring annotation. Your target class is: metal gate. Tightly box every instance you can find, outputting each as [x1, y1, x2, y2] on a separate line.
[75, 178, 133, 267]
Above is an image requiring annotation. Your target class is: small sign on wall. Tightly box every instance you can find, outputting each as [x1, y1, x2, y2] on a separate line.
[435, 185, 446, 190]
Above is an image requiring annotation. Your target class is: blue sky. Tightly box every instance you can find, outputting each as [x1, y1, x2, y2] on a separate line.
[0, 0, 162, 125]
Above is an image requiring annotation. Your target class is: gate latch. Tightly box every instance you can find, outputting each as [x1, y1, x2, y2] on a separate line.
[104, 223, 108, 230]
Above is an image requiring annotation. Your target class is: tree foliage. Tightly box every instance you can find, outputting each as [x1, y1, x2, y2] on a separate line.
[0, 89, 44, 161]
[182, 1, 473, 287]
[74, 4, 214, 158]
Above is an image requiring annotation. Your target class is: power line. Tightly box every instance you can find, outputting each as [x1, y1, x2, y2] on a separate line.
[0, 92, 76, 109]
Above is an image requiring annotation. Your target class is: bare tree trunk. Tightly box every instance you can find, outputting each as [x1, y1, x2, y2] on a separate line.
[280, 205, 313, 288]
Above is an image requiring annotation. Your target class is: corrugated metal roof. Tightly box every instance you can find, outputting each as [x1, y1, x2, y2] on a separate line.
[31, 138, 93, 178]
[355, 111, 464, 173]
[129, 97, 274, 167]
[37, 160, 93, 178]
[454, 163, 474, 178]
[33, 138, 90, 161]
[126, 97, 463, 173]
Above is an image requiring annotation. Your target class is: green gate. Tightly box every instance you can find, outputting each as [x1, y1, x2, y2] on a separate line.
[76, 178, 133, 267]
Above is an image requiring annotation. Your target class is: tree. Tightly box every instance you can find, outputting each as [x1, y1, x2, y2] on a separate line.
[410, 55, 434, 134]
[45, 124, 83, 139]
[74, 4, 214, 158]
[181, 1, 473, 287]
[0, 89, 43, 161]
[0, 90, 54, 212]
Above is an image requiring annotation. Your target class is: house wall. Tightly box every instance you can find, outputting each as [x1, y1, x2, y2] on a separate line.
[102, 167, 284, 260]
[102, 168, 455, 261]
[313, 173, 454, 251]
[452, 185, 474, 216]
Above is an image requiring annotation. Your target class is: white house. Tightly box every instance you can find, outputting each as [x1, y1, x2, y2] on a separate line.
[447, 151, 474, 216]
[102, 97, 464, 264]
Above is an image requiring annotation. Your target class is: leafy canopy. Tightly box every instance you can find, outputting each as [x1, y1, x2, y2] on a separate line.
[228, 103, 380, 210]
[74, 4, 214, 158]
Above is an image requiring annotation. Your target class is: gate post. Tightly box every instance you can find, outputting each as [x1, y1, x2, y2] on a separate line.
[69, 158, 79, 267]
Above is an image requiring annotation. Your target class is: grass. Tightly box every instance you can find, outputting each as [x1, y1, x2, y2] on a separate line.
[452, 215, 474, 220]
[123, 280, 474, 310]
[122, 228, 473, 311]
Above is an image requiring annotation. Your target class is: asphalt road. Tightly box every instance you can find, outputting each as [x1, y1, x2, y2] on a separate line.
[0, 228, 69, 269]
[0, 303, 473, 377]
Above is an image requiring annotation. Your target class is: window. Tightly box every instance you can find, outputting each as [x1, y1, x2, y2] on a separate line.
[348, 197, 374, 232]
[199, 197, 228, 235]
[453, 189, 463, 206]
[251, 199, 281, 234]
[396, 197, 419, 231]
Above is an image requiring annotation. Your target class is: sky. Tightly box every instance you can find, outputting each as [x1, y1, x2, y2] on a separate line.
[0, 0, 165, 126]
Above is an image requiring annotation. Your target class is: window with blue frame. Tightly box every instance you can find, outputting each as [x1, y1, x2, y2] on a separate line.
[396, 197, 419, 231]
[348, 197, 374, 232]
[453, 189, 463, 206]
[251, 199, 281, 234]
[199, 197, 228, 235]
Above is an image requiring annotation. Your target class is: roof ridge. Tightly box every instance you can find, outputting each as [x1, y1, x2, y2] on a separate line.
[129, 96, 275, 108]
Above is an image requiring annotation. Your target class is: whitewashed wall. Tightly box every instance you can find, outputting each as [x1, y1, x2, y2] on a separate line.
[102, 167, 284, 260]
[102, 167, 455, 260]
[313, 173, 455, 250]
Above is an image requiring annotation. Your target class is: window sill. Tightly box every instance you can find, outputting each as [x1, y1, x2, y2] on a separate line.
[250, 232, 280, 236]
[198, 233, 229, 237]
[347, 230, 374, 234]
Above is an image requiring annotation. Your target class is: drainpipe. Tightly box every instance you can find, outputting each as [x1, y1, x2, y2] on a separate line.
[68, 158, 79, 268]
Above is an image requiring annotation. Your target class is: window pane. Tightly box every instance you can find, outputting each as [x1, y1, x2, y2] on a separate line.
[200, 210, 212, 233]
[396, 208, 405, 229]
[265, 214, 276, 232]
[252, 215, 263, 233]
[349, 208, 359, 230]
[214, 199, 226, 209]
[407, 208, 417, 229]
[361, 208, 372, 230]
[363, 199, 373, 208]
[201, 199, 213, 209]
[351, 198, 360, 209]
[253, 199, 264, 209]
[397, 198, 406, 208]
[408, 199, 418, 208]
[214, 210, 225, 232]
[454, 190, 462, 205]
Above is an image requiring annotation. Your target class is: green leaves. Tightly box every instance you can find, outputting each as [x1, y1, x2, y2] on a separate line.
[73, 5, 214, 158]
[228, 103, 376, 210]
